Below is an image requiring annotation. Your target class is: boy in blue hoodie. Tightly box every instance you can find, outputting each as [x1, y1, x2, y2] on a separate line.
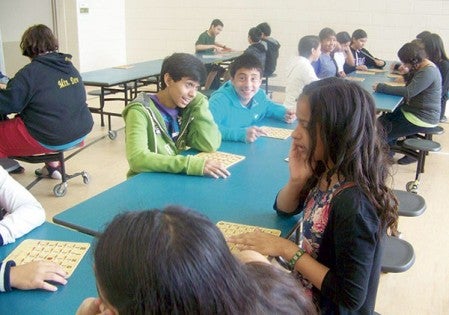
[209, 54, 295, 143]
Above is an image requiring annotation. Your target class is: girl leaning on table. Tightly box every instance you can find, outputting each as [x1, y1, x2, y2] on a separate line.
[0, 166, 67, 292]
[230, 78, 399, 314]
[374, 41, 441, 165]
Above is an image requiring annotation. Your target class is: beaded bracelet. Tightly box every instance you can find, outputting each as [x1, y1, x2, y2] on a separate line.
[288, 248, 305, 270]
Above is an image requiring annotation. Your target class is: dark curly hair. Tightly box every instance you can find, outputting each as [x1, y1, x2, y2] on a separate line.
[301, 78, 398, 235]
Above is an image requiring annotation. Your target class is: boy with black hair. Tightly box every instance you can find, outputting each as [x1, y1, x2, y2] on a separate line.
[209, 54, 295, 143]
[123, 53, 229, 179]
[244, 27, 267, 68]
[256, 22, 281, 76]
[195, 19, 232, 90]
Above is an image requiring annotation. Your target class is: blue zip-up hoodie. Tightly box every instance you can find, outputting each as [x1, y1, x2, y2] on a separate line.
[209, 81, 286, 142]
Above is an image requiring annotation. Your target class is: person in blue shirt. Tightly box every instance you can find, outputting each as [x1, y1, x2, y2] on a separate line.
[209, 54, 295, 143]
[312, 28, 337, 78]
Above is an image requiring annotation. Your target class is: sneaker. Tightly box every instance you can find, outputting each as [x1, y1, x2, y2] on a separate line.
[397, 155, 417, 165]
[440, 116, 447, 123]
[35, 165, 62, 180]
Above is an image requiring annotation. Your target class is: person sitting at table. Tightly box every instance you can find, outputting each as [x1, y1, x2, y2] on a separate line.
[76, 206, 317, 315]
[0, 166, 67, 292]
[256, 22, 281, 77]
[284, 35, 320, 111]
[374, 41, 441, 165]
[195, 19, 232, 90]
[229, 78, 399, 314]
[122, 53, 229, 179]
[311, 27, 337, 79]
[343, 29, 386, 74]
[244, 27, 267, 68]
[420, 33, 449, 123]
[333, 31, 355, 78]
[0, 24, 94, 179]
[209, 54, 295, 143]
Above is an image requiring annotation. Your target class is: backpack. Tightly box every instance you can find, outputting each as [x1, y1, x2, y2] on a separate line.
[263, 38, 280, 76]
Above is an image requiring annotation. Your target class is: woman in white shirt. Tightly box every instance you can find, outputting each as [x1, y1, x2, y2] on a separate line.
[284, 35, 321, 111]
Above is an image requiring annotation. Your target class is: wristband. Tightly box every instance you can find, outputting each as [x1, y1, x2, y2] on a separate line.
[288, 248, 305, 270]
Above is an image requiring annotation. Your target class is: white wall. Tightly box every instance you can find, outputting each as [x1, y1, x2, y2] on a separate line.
[76, 0, 126, 71]
[0, 0, 54, 76]
[123, 0, 449, 86]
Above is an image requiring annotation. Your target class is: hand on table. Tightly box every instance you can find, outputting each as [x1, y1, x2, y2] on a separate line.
[356, 65, 368, 71]
[228, 229, 296, 257]
[10, 261, 67, 291]
[203, 159, 230, 179]
[246, 126, 267, 143]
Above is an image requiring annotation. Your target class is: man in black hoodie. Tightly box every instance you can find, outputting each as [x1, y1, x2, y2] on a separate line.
[0, 24, 93, 179]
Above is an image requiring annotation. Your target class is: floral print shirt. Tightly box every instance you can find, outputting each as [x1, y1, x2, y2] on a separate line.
[296, 181, 346, 293]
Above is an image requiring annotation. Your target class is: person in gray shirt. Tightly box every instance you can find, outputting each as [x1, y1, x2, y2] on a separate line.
[375, 41, 441, 164]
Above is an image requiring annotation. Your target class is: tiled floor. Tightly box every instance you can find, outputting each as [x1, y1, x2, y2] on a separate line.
[9, 90, 449, 314]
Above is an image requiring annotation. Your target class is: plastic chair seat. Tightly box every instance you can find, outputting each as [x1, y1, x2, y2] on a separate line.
[402, 138, 441, 152]
[393, 190, 426, 217]
[381, 236, 415, 273]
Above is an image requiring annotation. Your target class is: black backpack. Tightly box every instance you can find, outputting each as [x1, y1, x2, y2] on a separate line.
[263, 39, 280, 76]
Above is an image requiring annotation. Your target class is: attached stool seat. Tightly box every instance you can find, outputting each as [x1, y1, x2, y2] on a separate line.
[380, 190, 426, 273]
[9, 145, 89, 197]
[393, 189, 426, 217]
[381, 235, 415, 273]
[392, 134, 442, 193]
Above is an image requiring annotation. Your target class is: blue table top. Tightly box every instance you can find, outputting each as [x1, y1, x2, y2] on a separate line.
[81, 53, 241, 87]
[0, 222, 96, 315]
[348, 70, 403, 112]
[81, 59, 164, 87]
[54, 120, 299, 237]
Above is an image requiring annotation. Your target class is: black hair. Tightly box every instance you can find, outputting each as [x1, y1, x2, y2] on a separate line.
[248, 27, 262, 43]
[421, 33, 449, 63]
[94, 206, 318, 315]
[94, 207, 258, 314]
[245, 262, 318, 315]
[211, 19, 224, 28]
[397, 42, 427, 69]
[416, 30, 431, 40]
[159, 53, 206, 89]
[229, 53, 264, 77]
[336, 31, 351, 44]
[299, 78, 398, 235]
[352, 29, 368, 40]
[298, 35, 320, 58]
[256, 22, 271, 36]
[20, 24, 58, 58]
[318, 27, 336, 41]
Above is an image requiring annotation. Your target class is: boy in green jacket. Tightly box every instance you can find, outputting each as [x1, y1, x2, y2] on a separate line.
[122, 53, 229, 179]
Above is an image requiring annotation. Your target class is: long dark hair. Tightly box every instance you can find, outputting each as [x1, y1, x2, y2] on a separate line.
[421, 33, 449, 63]
[301, 78, 398, 235]
[95, 206, 261, 314]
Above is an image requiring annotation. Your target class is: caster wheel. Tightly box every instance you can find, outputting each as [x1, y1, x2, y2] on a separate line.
[53, 182, 67, 197]
[108, 130, 117, 140]
[406, 181, 418, 194]
[82, 172, 90, 184]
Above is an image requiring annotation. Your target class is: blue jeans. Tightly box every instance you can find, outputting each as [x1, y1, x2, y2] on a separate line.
[378, 108, 436, 146]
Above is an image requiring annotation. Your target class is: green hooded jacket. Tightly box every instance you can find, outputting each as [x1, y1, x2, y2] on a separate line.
[122, 92, 221, 178]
